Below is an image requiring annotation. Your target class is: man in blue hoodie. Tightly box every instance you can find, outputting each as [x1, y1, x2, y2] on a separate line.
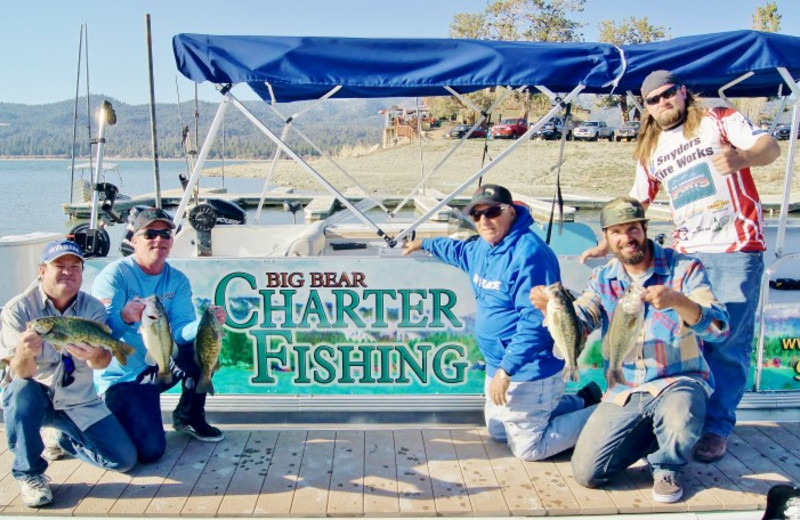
[404, 184, 599, 461]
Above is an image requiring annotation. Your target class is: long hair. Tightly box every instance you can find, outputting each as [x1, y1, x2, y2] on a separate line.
[633, 90, 706, 167]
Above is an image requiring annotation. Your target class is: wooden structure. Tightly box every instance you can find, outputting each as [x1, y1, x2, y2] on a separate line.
[0, 421, 797, 517]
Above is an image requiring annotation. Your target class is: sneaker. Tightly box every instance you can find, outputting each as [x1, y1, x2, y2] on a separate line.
[577, 381, 603, 407]
[173, 420, 224, 443]
[694, 432, 727, 463]
[652, 471, 683, 503]
[18, 474, 53, 508]
[41, 427, 65, 462]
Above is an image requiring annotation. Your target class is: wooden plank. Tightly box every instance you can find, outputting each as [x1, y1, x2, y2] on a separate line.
[421, 429, 471, 514]
[143, 436, 217, 516]
[726, 432, 794, 492]
[182, 430, 250, 517]
[290, 430, 336, 516]
[684, 460, 760, 511]
[735, 425, 800, 482]
[72, 461, 136, 516]
[254, 429, 307, 515]
[363, 429, 400, 515]
[304, 196, 337, 221]
[600, 460, 653, 515]
[327, 429, 365, 516]
[521, 453, 582, 515]
[217, 429, 279, 516]
[394, 428, 436, 515]
[0, 473, 21, 510]
[450, 428, 509, 515]
[479, 429, 546, 515]
[552, 457, 618, 515]
[44, 458, 107, 515]
[108, 433, 190, 516]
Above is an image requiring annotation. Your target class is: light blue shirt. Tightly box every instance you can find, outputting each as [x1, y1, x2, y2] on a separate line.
[91, 256, 200, 395]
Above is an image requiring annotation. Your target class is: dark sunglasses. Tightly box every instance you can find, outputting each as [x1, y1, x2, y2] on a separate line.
[137, 229, 173, 240]
[61, 354, 75, 387]
[644, 85, 680, 106]
[470, 205, 507, 222]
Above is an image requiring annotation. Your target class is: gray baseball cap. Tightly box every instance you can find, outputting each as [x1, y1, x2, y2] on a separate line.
[641, 70, 681, 97]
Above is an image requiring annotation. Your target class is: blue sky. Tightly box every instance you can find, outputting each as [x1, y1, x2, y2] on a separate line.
[1, 0, 798, 106]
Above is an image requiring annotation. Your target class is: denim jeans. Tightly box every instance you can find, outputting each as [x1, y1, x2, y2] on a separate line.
[484, 372, 594, 461]
[571, 380, 707, 488]
[694, 251, 764, 438]
[103, 342, 204, 463]
[2, 378, 137, 480]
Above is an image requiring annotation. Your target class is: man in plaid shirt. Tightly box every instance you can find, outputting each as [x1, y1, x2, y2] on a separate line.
[531, 197, 729, 504]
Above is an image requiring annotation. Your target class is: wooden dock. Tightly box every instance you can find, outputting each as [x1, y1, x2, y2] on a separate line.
[1, 421, 796, 517]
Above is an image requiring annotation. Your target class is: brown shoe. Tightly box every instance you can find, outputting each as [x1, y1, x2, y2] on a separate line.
[694, 433, 727, 463]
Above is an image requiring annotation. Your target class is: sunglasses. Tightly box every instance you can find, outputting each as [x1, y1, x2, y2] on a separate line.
[470, 205, 507, 222]
[136, 229, 173, 240]
[61, 354, 75, 388]
[644, 85, 680, 106]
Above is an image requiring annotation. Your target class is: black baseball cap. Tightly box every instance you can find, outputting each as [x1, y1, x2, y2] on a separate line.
[464, 184, 513, 216]
[133, 207, 176, 233]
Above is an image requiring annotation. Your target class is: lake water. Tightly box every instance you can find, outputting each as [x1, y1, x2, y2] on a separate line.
[0, 158, 269, 237]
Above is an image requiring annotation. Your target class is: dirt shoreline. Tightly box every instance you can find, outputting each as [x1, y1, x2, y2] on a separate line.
[201, 139, 797, 199]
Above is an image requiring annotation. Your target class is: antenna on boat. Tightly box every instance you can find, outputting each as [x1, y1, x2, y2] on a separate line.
[145, 13, 162, 208]
[69, 24, 85, 204]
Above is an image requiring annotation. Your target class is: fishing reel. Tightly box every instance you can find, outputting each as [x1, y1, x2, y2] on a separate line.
[189, 203, 218, 257]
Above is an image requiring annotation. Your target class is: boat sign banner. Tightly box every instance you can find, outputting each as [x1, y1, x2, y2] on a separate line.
[82, 256, 800, 395]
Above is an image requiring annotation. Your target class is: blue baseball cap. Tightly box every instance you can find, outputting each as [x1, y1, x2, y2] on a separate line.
[41, 239, 84, 263]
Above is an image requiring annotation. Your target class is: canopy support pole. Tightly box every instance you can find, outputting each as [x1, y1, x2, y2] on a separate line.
[393, 83, 585, 245]
[391, 86, 516, 217]
[260, 84, 391, 216]
[717, 72, 755, 108]
[753, 67, 800, 392]
[173, 96, 231, 225]
[226, 93, 394, 244]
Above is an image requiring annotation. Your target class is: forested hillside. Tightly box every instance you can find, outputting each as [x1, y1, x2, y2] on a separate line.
[0, 96, 391, 159]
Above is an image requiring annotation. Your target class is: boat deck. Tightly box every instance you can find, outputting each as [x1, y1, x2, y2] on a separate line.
[1, 421, 797, 518]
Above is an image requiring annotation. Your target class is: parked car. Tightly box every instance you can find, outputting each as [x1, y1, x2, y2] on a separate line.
[490, 118, 528, 139]
[572, 121, 614, 141]
[449, 124, 488, 139]
[773, 124, 793, 141]
[532, 117, 572, 141]
[614, 121, 641, 142]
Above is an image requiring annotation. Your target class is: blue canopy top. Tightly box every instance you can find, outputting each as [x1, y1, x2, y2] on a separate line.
[173, 34, 624, 102]
[173, 30, 800, 102]
[619, 30, 800, 97]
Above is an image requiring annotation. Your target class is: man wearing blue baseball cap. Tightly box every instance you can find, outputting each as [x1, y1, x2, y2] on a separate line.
[0, 239, 136, 508]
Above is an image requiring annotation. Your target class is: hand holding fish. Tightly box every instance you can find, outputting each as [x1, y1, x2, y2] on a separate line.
[18, 328, 44, 358]
[121, 298, 146, 324]
[208, 305, 226, 325]
[529, 285, 548, 313]
[64, 341, 112, 369]
[643, 286, 703, 326]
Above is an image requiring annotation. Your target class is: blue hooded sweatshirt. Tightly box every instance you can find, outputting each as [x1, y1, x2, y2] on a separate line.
[421, 204, 562, 382]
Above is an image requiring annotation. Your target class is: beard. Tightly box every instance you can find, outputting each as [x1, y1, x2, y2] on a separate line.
[616, 239, 649, 266]
[654, 105, 685, 130]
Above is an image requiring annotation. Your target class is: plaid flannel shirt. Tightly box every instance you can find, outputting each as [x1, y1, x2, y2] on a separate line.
[574, 240, 729, 405]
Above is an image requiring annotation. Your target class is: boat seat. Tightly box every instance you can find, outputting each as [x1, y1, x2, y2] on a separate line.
[284, 221, 326, 257]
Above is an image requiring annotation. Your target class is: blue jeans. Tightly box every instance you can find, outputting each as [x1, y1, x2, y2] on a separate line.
[103, 342, 204, 463]
[484, 372, 595, 461]
[571, 380, 707, 488]
[2, 378, 137, 480]
[694, 250, 764, 438]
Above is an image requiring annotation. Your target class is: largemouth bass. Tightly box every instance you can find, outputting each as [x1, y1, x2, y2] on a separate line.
[194, 307, 223, 395]
[29, 316, 135, 365]
[140, 295, 176, 385]
[603, 283, 646, 388]
[543, 281, 584, 383]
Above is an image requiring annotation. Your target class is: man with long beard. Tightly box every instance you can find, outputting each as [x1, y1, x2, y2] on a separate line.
[533, 197, 729, 503]
[581, 70, 780, 463]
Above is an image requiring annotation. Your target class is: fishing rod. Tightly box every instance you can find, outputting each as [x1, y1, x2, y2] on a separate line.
[69, 24, 84, 204]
